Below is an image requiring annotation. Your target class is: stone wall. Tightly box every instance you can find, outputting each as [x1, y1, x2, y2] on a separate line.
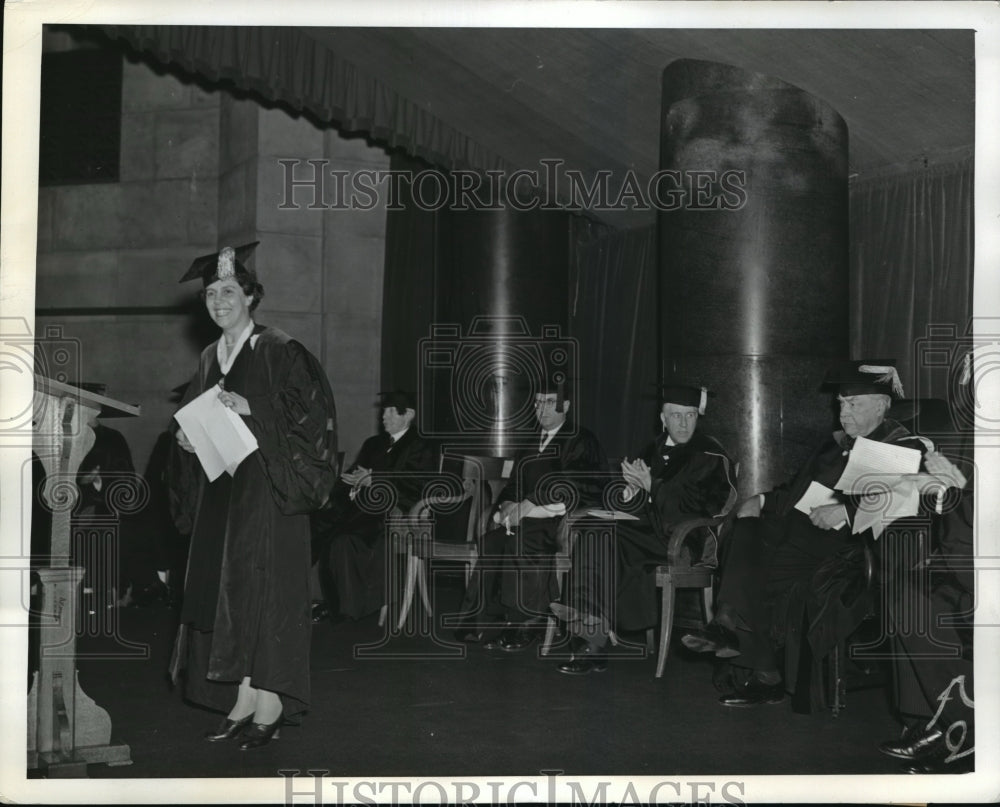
[35, 36, 389, 476]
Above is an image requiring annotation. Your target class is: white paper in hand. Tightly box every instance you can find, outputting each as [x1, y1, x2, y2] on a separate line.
[794, 481, 847, 530]
[174, 387, 258, 481]
[835, 436, 922, 493]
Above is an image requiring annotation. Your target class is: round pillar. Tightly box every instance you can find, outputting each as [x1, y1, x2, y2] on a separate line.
[430, 207, 571, 454]
[659, 59, 849, 494]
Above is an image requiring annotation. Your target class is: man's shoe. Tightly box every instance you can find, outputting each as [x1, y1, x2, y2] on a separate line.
[488, 626, 538, 652]
[681, 624, 741, 658]
[719, 678, 785, 707]
[878, 726, 946, 761]
[310, 602, 331, 623]
[557, 657, 608, 675]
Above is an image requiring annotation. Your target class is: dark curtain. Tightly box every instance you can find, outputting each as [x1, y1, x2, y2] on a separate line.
[849, 159, 974, 400]
[100, 25, 508, 175]
[569, 222, 659, 461]
[380, 152, 437, 399]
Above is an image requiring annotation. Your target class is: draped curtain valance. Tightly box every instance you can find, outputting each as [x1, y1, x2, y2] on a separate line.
[100, 24, 510, 175]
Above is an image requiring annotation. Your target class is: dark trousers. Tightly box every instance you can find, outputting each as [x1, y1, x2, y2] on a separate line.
[716, 513, 850, 674]
[458, 517, 560, 625]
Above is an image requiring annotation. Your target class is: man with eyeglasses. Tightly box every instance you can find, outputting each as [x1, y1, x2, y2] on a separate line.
[554, 383, 736, 674]
[454, 376, 606, 651]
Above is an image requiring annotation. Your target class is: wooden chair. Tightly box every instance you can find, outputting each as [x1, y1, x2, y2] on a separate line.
[649, 461, 740, 678]
[389, 453, 509, 630]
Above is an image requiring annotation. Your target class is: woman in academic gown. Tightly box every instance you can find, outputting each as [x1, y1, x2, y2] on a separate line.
[170, 242, 338, 750]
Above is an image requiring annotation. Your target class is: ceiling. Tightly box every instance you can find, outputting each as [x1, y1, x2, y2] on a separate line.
[303, 27, 974, 228]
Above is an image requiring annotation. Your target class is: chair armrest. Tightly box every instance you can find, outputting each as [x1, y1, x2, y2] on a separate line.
[406, 495, 467, 521]
[666, 516, 724, 565]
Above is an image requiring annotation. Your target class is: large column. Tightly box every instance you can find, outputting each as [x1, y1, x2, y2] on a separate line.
[429, 207, 571, 454]
[659, 59, 849, 494]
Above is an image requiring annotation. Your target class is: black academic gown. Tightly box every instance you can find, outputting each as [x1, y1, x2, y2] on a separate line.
[561, 429, 734, 642]
[461, 422, 606, 624]
[614, 430, 735, 632]
[313, 427, 436, 619]
[171, 324, 339, 716]
[716, 418, 929, 695]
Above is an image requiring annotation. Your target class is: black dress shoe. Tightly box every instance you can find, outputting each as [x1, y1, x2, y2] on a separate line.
[719, 678, 785, 707]
[488, 626, 538, 652]
[311, 602, 331, 623]
[878, 726, 946, 760]
[557, 658, 608, 675]
[203, 714, 253, 742]
[238, 716, 284, 750]
[681, 624, 741, 658]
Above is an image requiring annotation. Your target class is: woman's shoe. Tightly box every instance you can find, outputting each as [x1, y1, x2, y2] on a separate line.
[238, 716, 284, 750]
[203, 713, 253, 742]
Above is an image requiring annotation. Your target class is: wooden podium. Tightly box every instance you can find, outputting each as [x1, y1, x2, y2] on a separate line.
[27, 377, 140, 776]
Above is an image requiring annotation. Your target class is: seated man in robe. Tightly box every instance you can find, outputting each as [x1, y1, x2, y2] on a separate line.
[454, 376, 606, 650]
[310, 390, 436, 621]
[682, 360, 933, 707]
[554, 383, 736, 674]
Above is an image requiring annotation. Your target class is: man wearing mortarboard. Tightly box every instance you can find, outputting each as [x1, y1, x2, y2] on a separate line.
[682, 360, 934, 710]
[168, 241, 338, 748]
[553, 382, 737, 674]
[455, 371, 607, 650]
[309, 389, 436, 623]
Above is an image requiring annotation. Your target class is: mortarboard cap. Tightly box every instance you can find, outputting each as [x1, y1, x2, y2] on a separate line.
[179, 241, 260, 286]
[656, 382, 713, 415]
[822, 359, 904, 398]
[378, 389, 416, 412]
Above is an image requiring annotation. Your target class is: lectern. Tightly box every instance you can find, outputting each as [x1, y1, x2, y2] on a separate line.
[27, 376, 140, 775]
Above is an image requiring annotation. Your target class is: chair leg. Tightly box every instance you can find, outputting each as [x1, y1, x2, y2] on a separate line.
[646, 628, 655, 656]
[415, 557, 432, 615]
[396, 554, 419, 630]
[542, 567, 568, 656]
[831, 642, 845, 717]
[702, 585, 715, 624]
[655, 579, 676, 679]
[541, 616, 556, 656]
[378, 604, 387, 627]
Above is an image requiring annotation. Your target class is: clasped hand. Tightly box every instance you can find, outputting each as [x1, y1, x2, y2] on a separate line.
[620, 457, 652, 493]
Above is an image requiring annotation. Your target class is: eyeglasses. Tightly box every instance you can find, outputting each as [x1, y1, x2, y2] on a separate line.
[665, 411, 697, 422]
[533, 399, 559, 409]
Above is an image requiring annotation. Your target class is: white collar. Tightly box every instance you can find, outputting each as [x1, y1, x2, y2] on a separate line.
[217, 321, 255, 375]
[389, 427, 409, 443]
